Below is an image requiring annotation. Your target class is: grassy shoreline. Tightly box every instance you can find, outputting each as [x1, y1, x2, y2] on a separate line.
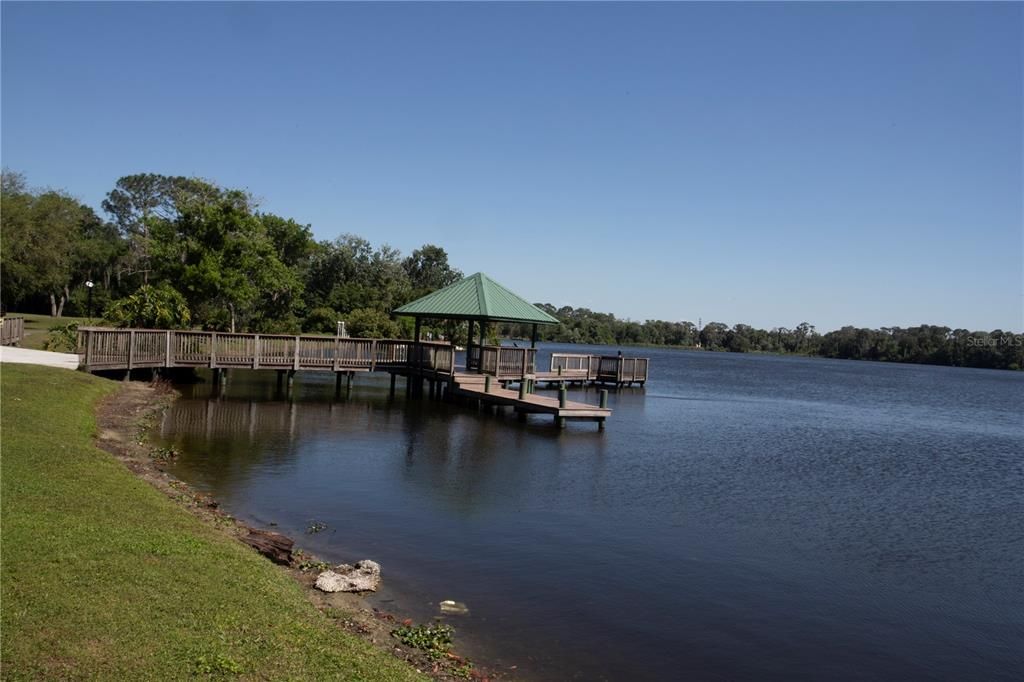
[1, 364, 427, 680]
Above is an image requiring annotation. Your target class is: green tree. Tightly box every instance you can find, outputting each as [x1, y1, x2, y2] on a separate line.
[1, 171, 116, 317]
[149, 192, 299, 332]
[403, 245, 462, 299]
[102, 174, 224, 284]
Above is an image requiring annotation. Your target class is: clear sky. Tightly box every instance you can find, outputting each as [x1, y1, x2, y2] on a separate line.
[2, 2, 1021, 332]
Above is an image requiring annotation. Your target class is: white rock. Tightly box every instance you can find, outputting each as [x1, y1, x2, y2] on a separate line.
[314, 560, 381, 593]
[439, 600, 469, 615]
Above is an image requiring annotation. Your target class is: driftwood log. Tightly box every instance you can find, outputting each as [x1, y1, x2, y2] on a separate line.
[242, 529, 294, 565]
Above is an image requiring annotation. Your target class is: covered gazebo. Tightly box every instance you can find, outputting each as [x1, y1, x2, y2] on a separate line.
[394, 272, 558, 373]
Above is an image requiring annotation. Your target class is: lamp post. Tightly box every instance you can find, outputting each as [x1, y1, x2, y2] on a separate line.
[85, 280, 94, 319]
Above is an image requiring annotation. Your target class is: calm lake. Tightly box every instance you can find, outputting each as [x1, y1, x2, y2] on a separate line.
[155, 344, 1024, 680]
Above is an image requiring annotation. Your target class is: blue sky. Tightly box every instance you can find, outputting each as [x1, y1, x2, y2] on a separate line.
[2, 2, 1021, 331]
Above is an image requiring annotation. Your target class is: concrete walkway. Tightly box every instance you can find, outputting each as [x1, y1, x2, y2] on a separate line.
[0, 346, 79, 370]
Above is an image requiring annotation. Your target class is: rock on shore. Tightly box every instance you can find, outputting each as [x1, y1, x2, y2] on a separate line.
[315, 560, 381, 593]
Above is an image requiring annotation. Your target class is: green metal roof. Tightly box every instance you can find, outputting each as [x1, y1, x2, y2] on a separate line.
[393, 272, 559, 325]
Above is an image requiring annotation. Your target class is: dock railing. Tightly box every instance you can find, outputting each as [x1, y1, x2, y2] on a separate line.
[550, 353, 600, 380]
[479, 346, 536, 380]
[77, 327, 456, 376]
[596, 355, 649, 385]
[1, 317, 25, 346]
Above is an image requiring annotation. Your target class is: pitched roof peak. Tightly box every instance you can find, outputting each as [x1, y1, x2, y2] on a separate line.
[393, 272, 558, 325]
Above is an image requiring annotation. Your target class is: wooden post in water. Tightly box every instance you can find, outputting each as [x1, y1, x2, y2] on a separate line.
[599, 389, 608, 430]
[347, 371, 353, 397]
[335, 372, 343, 398]
[518, 380, 527, 400]
[557, 386, 567, 429]
[276, 370, 284, 393]
[389, 373, 397, 398]
[484, 375, 491, 393]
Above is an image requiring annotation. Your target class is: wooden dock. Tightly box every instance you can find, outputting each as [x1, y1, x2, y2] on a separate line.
[75, 327, 622, 429]
[533, 353, 649, 388]
[451, 373, 610, 427]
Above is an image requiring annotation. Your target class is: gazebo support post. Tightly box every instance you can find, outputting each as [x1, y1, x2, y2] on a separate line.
[413, 317, 422, 398]
[477, 322, 486, 374]
[531, 323, 538, 348]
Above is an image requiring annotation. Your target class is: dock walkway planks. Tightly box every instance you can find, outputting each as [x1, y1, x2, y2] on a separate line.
[451, 373, 611, 425]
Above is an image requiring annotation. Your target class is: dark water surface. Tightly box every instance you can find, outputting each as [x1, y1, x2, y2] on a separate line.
[156, 345, 1024, 680]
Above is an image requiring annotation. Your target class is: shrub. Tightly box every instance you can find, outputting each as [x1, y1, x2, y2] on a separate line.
[43, 322, 79, 352]
[346, 308, 400, 339]
[104, 283, 191, 329]
[303, 307, 339, 334]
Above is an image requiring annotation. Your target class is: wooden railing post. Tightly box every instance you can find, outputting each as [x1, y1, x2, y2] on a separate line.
[210, 332, 217, 368]
[87, 330, 95, 368]
[521, 347, 527, 378]
[333, 337, 340, 372]
[293, 336, 300, 370]
[253, 335, 261, 369]
[164, 331, 172, 367]
[127, 330, 136, 370]
[370, 339, 377, 372]
[84, 329, 94, 369]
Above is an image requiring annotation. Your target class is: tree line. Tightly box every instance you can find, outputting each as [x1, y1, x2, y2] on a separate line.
[1, 171, 461, 338]
[500, 307, 1022, 371]
[2, 170, 1020, 370]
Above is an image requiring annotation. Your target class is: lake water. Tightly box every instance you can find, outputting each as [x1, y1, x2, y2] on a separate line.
[155, 344, 1024, 680]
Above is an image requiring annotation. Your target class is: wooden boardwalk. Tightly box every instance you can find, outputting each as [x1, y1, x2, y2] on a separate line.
[75, 327, 622, 429]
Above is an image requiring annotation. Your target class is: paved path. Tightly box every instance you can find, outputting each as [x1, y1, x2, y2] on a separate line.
[0, 346, 79, 370]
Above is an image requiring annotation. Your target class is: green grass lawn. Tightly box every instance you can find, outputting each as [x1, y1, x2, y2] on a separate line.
[11, 313, 97, 351]
[1, 364, 425, 681]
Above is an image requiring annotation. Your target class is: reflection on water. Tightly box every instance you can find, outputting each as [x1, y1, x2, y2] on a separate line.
[157, 345, 1024, 681]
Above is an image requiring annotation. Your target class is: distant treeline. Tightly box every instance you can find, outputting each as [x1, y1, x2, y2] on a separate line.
[500, 308, 1023, 371]
[2, 170, 1020, 370]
